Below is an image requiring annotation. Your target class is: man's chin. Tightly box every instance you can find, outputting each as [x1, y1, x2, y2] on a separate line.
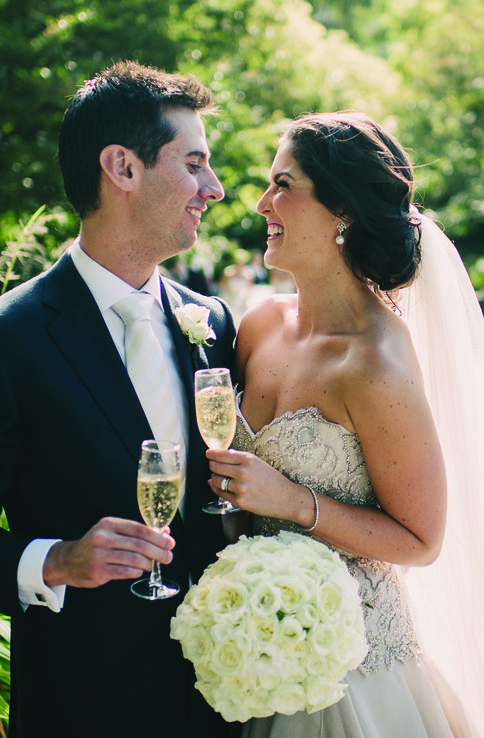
[161, 234, 198, 262]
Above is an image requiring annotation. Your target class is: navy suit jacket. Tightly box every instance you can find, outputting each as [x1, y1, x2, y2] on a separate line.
[0, 252, 238, 737]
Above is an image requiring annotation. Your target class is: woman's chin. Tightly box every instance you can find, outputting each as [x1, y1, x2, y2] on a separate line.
[264, 244, 283, 270]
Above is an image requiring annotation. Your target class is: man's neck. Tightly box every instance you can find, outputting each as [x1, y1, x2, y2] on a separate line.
[79, 222, 159, 290]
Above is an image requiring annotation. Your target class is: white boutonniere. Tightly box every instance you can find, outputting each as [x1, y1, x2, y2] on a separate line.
[174, 303, 217, 346]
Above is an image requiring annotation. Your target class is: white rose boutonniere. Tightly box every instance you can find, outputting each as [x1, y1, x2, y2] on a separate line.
[174, 303, 216, 346]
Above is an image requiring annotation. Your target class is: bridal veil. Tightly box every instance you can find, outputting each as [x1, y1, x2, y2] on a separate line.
[400, 210, 484, 735]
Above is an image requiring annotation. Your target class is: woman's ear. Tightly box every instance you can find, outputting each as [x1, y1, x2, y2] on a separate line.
[99, 145, 137, 192]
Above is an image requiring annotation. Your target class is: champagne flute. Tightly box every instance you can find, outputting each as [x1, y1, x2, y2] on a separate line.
[195, 367, 240, 514]
[131, 440, 181, 600]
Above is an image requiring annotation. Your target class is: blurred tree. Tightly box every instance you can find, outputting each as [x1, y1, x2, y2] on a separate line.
[0, 0, 406, 280]
[0, 0, 179, 215]
[308, 0, 484, 259]
[166, 0, 408, 264]
[1, 0, 482, 280]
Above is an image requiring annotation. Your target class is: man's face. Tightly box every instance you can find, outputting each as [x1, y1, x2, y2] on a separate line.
[136, 107, 224, 261]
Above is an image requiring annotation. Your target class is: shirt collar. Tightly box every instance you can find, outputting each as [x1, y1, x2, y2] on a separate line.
[69, 237, 163, 313]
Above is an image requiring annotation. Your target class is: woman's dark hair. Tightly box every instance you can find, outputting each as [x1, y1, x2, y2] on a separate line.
[282, 112, 421, 292]
[58, 61, 216, 220]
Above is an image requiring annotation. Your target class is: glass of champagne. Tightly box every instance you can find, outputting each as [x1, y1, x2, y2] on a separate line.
[195, 367, 240, 515]
[131, 440, 181, 600]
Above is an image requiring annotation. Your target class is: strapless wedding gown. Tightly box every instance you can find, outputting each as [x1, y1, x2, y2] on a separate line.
[233, 405, 474, 738]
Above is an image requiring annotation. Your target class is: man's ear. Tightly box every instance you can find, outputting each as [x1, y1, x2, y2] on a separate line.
[99, 145, 138, 192]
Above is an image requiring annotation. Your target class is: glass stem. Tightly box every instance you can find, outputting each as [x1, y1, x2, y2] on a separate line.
[149, 560, 163, 590]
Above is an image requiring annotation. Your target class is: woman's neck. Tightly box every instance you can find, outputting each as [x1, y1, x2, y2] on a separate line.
[292, 266, 376, 337]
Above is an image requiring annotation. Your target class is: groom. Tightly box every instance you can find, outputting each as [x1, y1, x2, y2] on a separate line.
[0, 62, 237, 737]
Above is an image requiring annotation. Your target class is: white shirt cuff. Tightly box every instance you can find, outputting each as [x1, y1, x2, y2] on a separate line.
[17, 539, 66, 613]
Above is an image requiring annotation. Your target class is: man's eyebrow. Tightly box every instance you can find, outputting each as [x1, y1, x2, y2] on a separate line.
[185, 149, 208, 159]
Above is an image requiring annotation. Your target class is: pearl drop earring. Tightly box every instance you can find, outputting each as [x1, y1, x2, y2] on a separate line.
[336, 221, 347, 246]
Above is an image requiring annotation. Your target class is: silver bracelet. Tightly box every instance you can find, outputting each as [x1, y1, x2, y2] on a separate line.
[299, 487, 320, 532]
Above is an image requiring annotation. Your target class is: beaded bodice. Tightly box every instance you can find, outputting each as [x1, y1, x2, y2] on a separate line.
[233, 404, 421, 674]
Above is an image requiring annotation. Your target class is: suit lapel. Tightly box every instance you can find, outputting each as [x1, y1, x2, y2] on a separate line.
[43, 253, 151, 462]
[160, 278, 209, 515]
[160, 278, 210, 374]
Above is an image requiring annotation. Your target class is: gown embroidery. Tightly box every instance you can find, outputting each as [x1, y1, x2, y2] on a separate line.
[232, 404, 422, 675]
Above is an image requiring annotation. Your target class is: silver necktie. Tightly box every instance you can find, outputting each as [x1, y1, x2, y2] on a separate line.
[113, 292, 186, 499]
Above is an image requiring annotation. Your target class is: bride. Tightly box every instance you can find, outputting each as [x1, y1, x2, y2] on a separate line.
[206, 113, 484, 736]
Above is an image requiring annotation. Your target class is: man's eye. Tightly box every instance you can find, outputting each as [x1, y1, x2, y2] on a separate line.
[188, 163, 201, 173]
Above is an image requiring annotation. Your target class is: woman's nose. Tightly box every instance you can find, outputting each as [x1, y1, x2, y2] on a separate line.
[256, 188, 271, 215]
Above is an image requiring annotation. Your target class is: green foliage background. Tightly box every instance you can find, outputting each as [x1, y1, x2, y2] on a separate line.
[0, 0, 483, 729]
[1, 0, 484, 288]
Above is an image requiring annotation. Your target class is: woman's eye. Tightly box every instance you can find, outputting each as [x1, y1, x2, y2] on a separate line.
[275, 179, 289, 189]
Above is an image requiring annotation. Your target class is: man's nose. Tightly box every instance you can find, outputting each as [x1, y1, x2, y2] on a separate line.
[201, 170, 224, 202]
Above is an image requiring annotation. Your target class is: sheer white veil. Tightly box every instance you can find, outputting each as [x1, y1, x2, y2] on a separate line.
[400, 209, 484, 733]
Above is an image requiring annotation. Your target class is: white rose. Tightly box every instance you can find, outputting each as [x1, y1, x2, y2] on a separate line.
[174, 303, 216, 345]
[250, 535, 284, 557]
[310, 623, 338, 656]
[271, 682, 306, 715]
[324, 655, 353, 682]
[176, 303, 207, 330]
[220, 673, 257, 707]
[235, 558, 266, 586]
[211, 619, 237, 645]
[274, 576, 309, 614]
[186, 582, 211, 612]
[304, 651, 330, 677]
[249, 580, 282, 616]
[334, 631, 368, 670]
[207, 579, 248, 619]
[295, 602, 319, 629]
[219, 534, 253, 561]
[255, 652, 284, 691]
[179, 625, 212, 665]
[316, 580, 344, 622]
[282, 637, 310, 661]
[211, 640, 246, 676]
[194, 662, 219, 687]
[305, 676, 347, 713]
[212, 684, 252, 723]
[247, 687, 274, 718]
[277, 616, 305, 644]
[248, 612, 279, 645]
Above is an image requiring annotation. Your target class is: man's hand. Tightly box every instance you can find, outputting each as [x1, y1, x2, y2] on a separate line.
[43, 517, 175, 588]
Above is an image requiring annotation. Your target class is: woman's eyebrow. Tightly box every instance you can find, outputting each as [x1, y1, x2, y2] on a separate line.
[274, 171, 295, 180]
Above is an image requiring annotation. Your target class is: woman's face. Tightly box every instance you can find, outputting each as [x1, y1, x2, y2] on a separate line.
[256, 139, 339, 273]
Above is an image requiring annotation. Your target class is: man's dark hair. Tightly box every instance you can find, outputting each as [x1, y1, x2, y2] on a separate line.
[58, 61, 215, 219]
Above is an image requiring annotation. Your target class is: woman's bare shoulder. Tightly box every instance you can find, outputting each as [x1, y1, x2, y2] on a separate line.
[235, 294, 295, 382]
[341, 309, 427, 428]
[347, 306, 418, 380]
[238, 293, 296, 341]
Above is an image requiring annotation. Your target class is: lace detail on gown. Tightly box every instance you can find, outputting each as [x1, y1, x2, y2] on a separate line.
[233, 404, 422, 675]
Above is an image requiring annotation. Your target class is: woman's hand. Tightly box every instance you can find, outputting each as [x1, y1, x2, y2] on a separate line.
[206, 448, 312, 524]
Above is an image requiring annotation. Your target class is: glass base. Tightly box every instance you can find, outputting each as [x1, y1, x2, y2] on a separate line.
[202, 500, 242, 515]
[130, 577, 179, 600]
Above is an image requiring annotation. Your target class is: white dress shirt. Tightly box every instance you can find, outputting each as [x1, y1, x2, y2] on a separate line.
[17, 239, 189, 611]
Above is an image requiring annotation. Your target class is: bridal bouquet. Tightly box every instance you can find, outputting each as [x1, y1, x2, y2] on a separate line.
[170, 531, 367, 722]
